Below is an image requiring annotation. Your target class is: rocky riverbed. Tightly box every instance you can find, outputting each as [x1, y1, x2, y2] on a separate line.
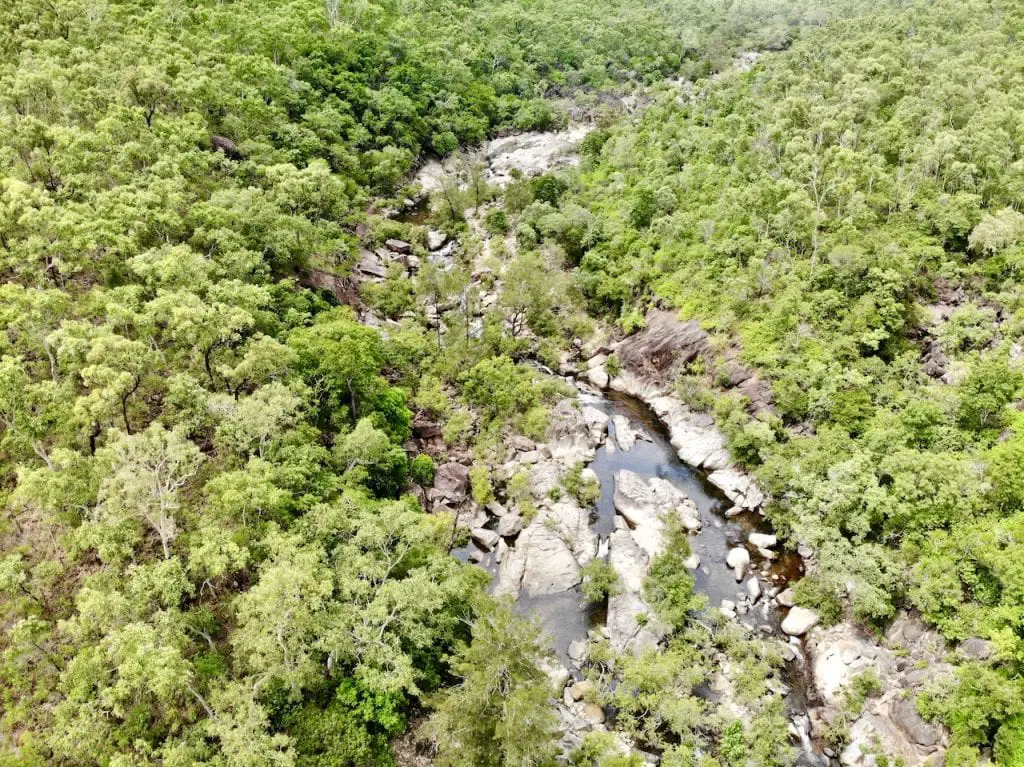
[358, 119, 952, 766]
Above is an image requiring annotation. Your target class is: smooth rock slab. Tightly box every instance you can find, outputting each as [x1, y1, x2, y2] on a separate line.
[609, 528, 649, 593]
[607, 591, 664, 653]
[611, 414, 640, 451]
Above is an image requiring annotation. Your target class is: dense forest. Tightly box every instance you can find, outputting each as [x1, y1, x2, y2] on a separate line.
[555, 0, 1024, 762]
[2, 0, 1024, 766]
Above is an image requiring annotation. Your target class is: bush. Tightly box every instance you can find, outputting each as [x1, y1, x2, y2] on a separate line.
[484, 208, 508, 235]
[580, 558, 621, 602]
[409, 454, 436, 486]
[470, 465, 495, 505]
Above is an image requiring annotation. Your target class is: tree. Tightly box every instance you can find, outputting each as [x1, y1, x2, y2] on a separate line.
[92, 424, 203, 561]
[429, 601, 558, 767]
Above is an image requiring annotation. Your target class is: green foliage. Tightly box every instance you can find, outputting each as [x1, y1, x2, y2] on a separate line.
[409, 454, 437, 487]
[563, 462, 601, 506]
[469, 465, 495, 506]
[429, 601, 558, 767]
[580, 558, 622, 602]
[484, 208, 509, 235]
[644, 518, 706, 630]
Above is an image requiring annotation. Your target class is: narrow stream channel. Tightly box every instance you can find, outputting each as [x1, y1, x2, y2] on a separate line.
[453, 383, 822, 764]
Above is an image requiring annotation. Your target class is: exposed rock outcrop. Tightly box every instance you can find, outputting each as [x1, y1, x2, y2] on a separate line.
[805, 613, 951, 766]
[613, 470, 701, 557]
[547, 398, 609, 464]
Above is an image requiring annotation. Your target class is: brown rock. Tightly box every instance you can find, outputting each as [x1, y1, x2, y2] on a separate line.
[432, 462, 470, 503]
[385, 238, 412, 254]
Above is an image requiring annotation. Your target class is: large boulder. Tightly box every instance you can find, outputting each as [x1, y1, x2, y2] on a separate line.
[519, 523, 581, 596]
[385, 238, 412, 254]
[781, 607, 819, 636]
[495, 500, 596, 598]
[432, 462, 470, 503]
[587, 367, 610, 390]
[613, 470, 700, 559]
[725, 547, 750, 580]
[707, 467, 765, 511]
[547, 399, 608, 464]
[356, 248, 387, 278]
[614, 310, 709, 388]
[427, 229, 448, 251]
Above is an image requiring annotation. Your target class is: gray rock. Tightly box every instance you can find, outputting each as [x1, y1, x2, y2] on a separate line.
[427, 229, 448, 250]
[385, 238, 412, 254]
[547, 399, 607, 464]
[708, 467, 766, 510]
[607, 591, 663, 653]
[356, 249, 387, 278]
[538, 657, 569, 692]
[891, 698, 941, 747]
[497, 514, 524, 537]
[613, 470, 700, 559]
[776, 588, 796, 607]
[749, 532, 777, 549]
[609, 528, 649, 593]
[520, 526, 581, 595]
[471, 527, 499, 551]
[568, 639, 588, 663]
[509, 435, 536, 452]
[781, 607, 819, 636]
[611, 414, 639, 451]
[959, 637, 992, 660]
[644, 395, 732, 470]
[745, 577, 761, 603]
[587, 367, 610, 390]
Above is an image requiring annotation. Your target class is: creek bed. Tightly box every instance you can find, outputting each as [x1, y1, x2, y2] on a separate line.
[454, 385, 821, 764]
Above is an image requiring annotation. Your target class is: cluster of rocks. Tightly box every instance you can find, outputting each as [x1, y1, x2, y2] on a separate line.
[717, 535, 817, 640]
[355, 229, 458, 283]
[434, 398, 606, 598]
[413, 125, 592, 195]
[543, 644, 654, 764]
[579, 312, 770, 515]
[606, 468, 701, 652]
[804, 613, 956, 766]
